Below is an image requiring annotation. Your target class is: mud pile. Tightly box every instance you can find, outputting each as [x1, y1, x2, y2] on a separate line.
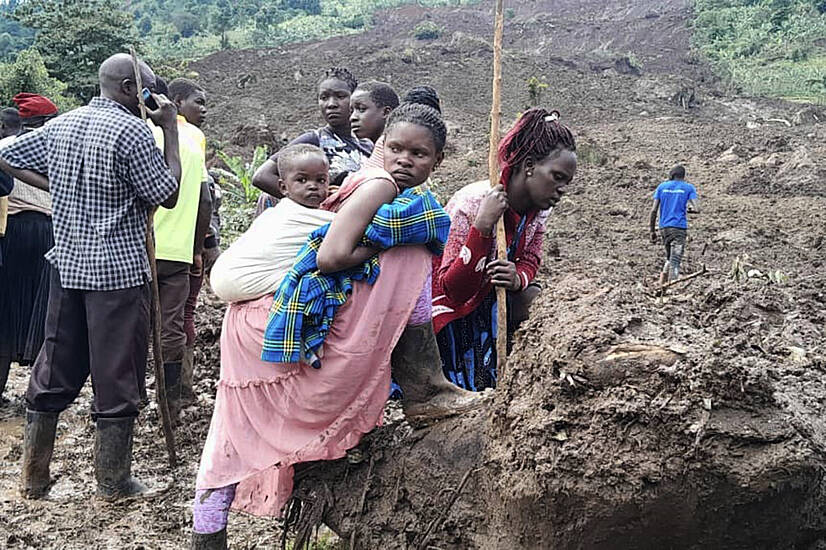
[486, 273, 826, 549]
[728, 144, 826, 197]
[300, 272, 826, 549]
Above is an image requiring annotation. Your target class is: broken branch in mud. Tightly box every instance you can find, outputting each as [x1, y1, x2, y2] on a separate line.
[349, 455, 376, 549]
[416, 467, 478, 549]
[657, 264, 708, 295]
[284, 482, 334, 550]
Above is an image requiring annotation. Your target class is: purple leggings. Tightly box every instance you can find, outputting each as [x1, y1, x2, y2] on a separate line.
[193, 485, 237, 534]
[193, 268, 432, 533]
[408, 272, 432, 326]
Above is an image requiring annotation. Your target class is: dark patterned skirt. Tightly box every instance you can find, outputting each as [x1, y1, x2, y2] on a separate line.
[436, 293, 501, 391]
[389, 294, 500, 398]
[0, 211, 53, 364]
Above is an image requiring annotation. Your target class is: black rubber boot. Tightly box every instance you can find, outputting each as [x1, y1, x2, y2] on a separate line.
[191, 528, 228, 550]
[20, 409, 58, 499]
[164, 361, 182, 419]
[94, 417, 149, 501]
[180, 346, 196, 405]
[391, 322, 487, 427]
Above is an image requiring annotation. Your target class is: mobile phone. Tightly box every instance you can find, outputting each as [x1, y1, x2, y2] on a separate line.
[141, 88, 159, 110]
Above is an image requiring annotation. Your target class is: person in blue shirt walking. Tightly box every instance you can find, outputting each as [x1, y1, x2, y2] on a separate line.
[649, 165, 700, 287]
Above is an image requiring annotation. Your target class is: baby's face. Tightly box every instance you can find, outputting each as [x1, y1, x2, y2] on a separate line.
[279, 154, 330, 208]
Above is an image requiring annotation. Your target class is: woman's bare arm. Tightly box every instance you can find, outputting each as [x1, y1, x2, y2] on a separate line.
[316, 178, 396, 273]
[0, 158, 49, 191]
[252, 158, 282, 197]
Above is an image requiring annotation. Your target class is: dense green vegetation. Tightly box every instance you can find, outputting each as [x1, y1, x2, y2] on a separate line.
[13, 0, 139, 101]
[692, 0, 826, 102]
[0, 47, 77, 111]
[0, 1, 32, 58]
[0, 0, 476, 106]
[130, 0, 477, 61]
[0, 0, 825, 107]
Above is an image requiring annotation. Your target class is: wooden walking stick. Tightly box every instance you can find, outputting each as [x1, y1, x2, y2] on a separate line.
[130, 46, 178, 468]
[488, 0, 509, 379]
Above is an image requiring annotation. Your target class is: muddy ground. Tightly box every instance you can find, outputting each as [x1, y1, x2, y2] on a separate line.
[1, 0, 825, 547]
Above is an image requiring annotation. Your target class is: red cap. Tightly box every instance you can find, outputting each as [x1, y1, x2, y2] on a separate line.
[13, 93, 58, 118]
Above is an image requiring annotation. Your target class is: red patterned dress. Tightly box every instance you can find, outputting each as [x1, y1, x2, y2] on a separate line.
[431, 180, 549, 390]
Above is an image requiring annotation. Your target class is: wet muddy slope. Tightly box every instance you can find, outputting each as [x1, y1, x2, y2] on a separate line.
[1, 0, 825, 547]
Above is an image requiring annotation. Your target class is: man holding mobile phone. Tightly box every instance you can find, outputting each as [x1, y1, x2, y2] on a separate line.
[0, 52, 182, 502]
[142, 86, 160, 110]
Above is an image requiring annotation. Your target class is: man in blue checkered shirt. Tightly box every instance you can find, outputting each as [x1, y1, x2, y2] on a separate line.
[0, 53, 182, 502]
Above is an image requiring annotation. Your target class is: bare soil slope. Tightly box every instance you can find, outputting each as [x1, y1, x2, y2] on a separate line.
[2, 0, 825, 548]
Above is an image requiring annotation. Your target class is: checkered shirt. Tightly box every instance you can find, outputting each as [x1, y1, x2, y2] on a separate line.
[261, 185, 450, 365]
[0, 97, 178, 290]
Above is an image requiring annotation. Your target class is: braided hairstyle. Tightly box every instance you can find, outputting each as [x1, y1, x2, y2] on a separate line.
[319, 67, 358, 92]
[402, 85, 441, 113]
[355, 80, 400, 109]
[498, 108, 576, 188]
[385, 102, 447, 153]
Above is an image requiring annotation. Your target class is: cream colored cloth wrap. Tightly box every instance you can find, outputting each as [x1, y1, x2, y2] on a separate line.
[210, 197, 335, 303]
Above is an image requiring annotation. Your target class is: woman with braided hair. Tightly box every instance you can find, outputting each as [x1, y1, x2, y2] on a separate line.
[432, 108, 577, 391]
[252, 67, 374, 215]
[191, 103, 480, 549]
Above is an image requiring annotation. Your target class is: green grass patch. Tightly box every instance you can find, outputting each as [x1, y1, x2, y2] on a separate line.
[725, 55, 826, 103]
[691, 0, 826, 102]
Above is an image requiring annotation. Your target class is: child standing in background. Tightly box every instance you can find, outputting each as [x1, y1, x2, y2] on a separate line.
[164, 78, 216, 409]
[151, 77, 211, 416]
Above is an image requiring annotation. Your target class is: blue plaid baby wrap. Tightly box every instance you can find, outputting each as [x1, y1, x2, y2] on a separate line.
[261, 185, 450, 366]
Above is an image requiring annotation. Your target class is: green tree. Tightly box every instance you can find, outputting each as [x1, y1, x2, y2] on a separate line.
[0, 1, 34, 60]
[0, 48, 78, 112]
[526, 76, 549, 107]
[171, 11, 201, 37]
[285, 0, 322, 15]
[138, 15, 152, 35]
[0, 32, 13, 57]
[210, 0, 234, 48]
[255, 4, 287, 30]
[233, 0, 263, 19]
[13, 0, 140, 101]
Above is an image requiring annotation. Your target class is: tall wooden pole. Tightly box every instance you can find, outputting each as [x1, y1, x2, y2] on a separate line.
[488, 0, 508, 379]
[130, 46, 178, 468]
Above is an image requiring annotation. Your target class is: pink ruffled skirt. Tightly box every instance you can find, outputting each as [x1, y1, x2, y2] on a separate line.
[195, 246, 430, 517]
